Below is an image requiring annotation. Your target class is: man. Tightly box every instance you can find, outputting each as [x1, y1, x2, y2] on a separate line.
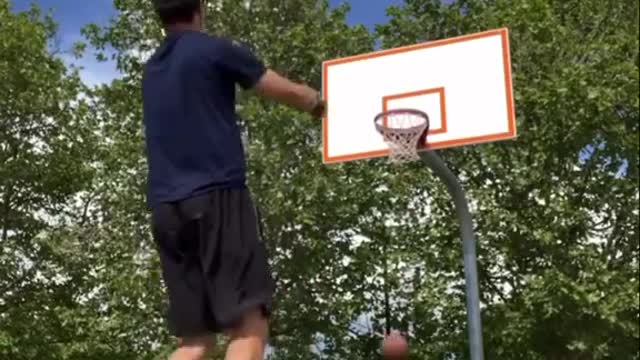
[142, 1, 325, 359]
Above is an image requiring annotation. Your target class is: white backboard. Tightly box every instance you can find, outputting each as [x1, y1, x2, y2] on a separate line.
[322, 28, 516, 163]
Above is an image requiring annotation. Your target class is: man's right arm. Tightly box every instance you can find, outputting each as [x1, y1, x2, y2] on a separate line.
[215, 38, 325, 117]
[253, 69, 325, 118]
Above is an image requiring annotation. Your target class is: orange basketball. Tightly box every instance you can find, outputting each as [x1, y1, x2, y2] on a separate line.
[382, 331, 409, 359]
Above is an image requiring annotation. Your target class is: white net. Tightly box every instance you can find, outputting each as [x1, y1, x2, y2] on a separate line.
[374, 109, 429, 163]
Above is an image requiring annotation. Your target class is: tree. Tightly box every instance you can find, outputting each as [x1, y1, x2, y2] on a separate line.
[0, 1, 101, 358]
[3, 0, 636, 358]
[377, 0, 639, 358]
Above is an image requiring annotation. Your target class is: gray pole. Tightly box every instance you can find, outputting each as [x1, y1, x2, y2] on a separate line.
[419, 150, 484, 360]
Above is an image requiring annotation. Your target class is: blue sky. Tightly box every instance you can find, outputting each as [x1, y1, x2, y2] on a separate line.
[11, 0, 403, 86]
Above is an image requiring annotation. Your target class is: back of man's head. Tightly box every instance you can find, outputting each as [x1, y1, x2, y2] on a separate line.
[152, 0, 202, 26]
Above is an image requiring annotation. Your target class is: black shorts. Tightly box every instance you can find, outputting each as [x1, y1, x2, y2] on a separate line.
[151, 188, 274, 337]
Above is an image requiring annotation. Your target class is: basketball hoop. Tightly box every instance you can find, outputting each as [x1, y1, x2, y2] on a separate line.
[374, 109, 429, 163]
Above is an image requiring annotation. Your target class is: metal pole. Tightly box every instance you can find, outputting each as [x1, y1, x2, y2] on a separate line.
[419, 150, 484, 360]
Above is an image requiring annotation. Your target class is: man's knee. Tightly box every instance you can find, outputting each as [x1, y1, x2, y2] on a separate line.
[226, 308, 269, 341]
[173, 335, 214, 360]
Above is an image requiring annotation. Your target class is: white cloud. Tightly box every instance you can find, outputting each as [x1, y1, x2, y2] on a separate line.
[57, 43, 121, 87]
[72, 56, 121, 86]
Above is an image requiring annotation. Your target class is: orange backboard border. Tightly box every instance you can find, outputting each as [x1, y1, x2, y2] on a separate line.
[322, 27, 517, 164]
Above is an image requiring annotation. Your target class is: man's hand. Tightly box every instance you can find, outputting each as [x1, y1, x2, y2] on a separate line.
[253, 69, 325, 118]
[310, 98, 326, 118]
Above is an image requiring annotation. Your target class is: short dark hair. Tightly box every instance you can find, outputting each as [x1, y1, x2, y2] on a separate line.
[152, 0, 201, 25]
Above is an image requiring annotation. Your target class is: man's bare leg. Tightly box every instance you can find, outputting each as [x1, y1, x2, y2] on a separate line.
[224, 308, 269, 360]
[169, 335, 214, 360]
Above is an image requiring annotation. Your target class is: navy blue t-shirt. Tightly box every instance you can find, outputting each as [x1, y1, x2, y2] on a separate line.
[142, 31, 266, 207]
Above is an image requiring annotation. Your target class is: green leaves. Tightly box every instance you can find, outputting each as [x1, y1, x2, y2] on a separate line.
[2, 0, 637, 358]
[377, 0, 638, 358]
[0, 2, 104, 359]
